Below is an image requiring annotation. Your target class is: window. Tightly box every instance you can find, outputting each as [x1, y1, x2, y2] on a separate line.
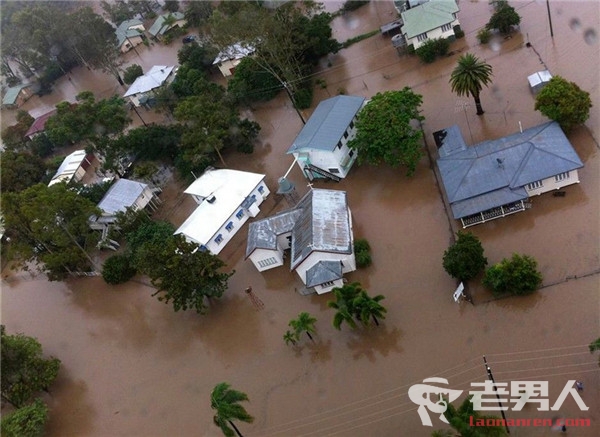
[226, 221, 234, 232]
[441, 23, 452, 32]
[236, 209, 244, 219]
[343, 131, 349, 139]
[258, 185, 264, 194]
[329, 168, 340, 174]
[320, 281, 336, 288]
[337, 141, 342, 149]
[214, 234, 223, 244]
[527, 180, 543, 190]
[555, 172, 570, 182]
[417, 32, 428, 42]
[258, 257, 278, 268]
[349, 120, 354, 130]
[349, 150, 355, 157]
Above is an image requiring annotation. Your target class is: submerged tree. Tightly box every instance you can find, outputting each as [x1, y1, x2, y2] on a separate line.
[211, 382, 254, 437]
[486, 2, 521, 35]
[450, 53, 493, 115]
[288, 312, 317, 343]
[483, 253, 542, 296]
[534, 76, 592, 132]
[443, 231, 488, 282]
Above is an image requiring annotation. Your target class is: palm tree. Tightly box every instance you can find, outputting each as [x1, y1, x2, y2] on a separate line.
[283, 330, 298, 346]
[327, 283, 363, 330]
[449, 53, 493, 115]
[289, 312, 317, 342]
[353, 291, 387, 327]
[161, 13, 178, 35]
[210, 382, 254, 437]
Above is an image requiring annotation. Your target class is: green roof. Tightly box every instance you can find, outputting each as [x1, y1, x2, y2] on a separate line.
[401, 0, 459, 38]
[2, 83, 31, 106]
[148, 12, 185, 37]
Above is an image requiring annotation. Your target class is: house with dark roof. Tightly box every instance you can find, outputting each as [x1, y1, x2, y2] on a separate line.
[115, 19, 146, 53]
[436, 121, 584, 228]
[246, 189, 356, 295]
[287, 95, 366, 182]
[400, 0, 460, 49]
[24, 109, 57, 140]
[148, 12, 186, 40]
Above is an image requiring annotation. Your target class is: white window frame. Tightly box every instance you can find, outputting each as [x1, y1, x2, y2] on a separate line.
[417, 32, 428, 42]
[555, 171, 570, 182]
[527, 180, 543, 190]
[441, 23, 452, 32]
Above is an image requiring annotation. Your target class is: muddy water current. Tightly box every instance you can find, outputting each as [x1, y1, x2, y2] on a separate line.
[1, 1, 599, 436]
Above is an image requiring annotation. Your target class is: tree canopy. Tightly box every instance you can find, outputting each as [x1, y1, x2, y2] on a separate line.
[0, 398, 48, 437]
[534, 76, 592, 132]
[0, 151, 47, 193]
[450, 53, 493, 115]
[328, 282, 387, 329]
[442, 231, 488, 282]
[348, 88, 424, 175]
[482, 253, 543, 296]
[123, 64, 143, 85]
[211, 382, 254, 437]
[1, 326, 61, 408]
[486, 2, 521, 35]
[288, 312, 317, 343]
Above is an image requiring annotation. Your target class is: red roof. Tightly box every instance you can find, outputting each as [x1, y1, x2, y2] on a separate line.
[25, 109, 57, 138]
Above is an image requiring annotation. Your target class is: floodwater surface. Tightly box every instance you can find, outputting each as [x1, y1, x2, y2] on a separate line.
[1, 1, 599, 436]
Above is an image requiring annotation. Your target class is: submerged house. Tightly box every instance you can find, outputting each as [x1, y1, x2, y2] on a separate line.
[2, 83, 34, 109]
[48, 150, 96, 187]
[175, 168, 270, 255]
[123, 65, 177, 107]
[246, 189, 356, 295]
[436, 121, 584, 228]
[116, 19, 146, 53]
[148, 12, 186, 40]
[400, 0, 460, 49]
[213, 43, 255, 77]
[287, 95, 366, 182]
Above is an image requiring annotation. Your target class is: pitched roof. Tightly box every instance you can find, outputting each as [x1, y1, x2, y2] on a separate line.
[148, 12, 185, 37]
[97, 179, 149, 215]
[115, 19, 145, 47]
[123, 65, 175, 97]
[25, 109, 57, 138]
[306, 261, 343, 287]
[175, 169, 265, 246]
[245, 189, 352, 269]
[437, 122, 584, 218]
[213, 43, 255, 65]
[2, 83, 32, 106]
[401, 0, 459, 38]
[48, 150, 88, 186]
[286, 95, 365, 154]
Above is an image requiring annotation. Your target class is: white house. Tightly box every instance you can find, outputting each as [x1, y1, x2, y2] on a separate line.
[115, 19, 146, 53]
[213, 43, 255, 77]
[123, 65, 177, 107]
[48, 150, 95, 187]
[246, 189, 356, 295]
[436, 121, 584, 228]
[287, 95, 366, 182]
[148, 12, 186, 39]
[175, 168, 270, 255]
[401, 0, 460, 49]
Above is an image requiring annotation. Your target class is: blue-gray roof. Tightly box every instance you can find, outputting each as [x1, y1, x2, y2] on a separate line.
[306, 261, 343, 287]
[437, 122, 584, 218]
[97, 179, 148, 215]
[286, 95, 365, 154]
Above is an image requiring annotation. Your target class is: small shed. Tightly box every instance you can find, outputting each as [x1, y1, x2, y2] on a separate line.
[2, 83, 33, 109]
[527, 70, 552, 94]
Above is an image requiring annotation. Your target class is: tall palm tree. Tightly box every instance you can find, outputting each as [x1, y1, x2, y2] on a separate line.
[283, 330, 297, 346]
[289, 312, 317, 342]
[327, 283, 363, 330]
[353, 291, 387, 327]
[449, 53, 493, 115]
[210, 382, 254, 437]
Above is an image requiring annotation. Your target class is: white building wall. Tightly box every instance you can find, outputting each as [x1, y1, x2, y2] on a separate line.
[295, 251, 356, 288]
[120, 35, 144, 53]
[249, 247, 284, 272]
[524, 170, 580, 197]
[407, 18, 460, 49]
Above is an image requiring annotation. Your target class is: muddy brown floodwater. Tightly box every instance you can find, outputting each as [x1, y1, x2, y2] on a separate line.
[1, 1, 599, 436]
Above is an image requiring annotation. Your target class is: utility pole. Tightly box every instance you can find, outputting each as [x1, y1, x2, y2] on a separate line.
[483, 356, 510, 434]
[283, 82, 306, 125]
[546, 0, 554, 38]
[131, 104, 148, 127]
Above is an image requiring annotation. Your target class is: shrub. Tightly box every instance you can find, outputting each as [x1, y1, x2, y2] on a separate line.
[477, 28, 492, 44]
[354, 238, 372, 268]
[124, 64, 143, 85]
[442, 231, 487, 282]
[482, 253, 543, 296]
[406, 44, 416, 54]
[415, 38, 450, 63]
[102, 254, 137, 284]
[453, 25, 465, 39]
[293, 85, 314, 110]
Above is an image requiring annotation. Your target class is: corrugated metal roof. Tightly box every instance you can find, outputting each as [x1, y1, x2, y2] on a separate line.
[245, 210, 302, 256]
[2, 83, 31, 106]
[148, 12, 185, 37]
[286, 95, 365, 153]
[306, 261, 342, 287]
[48, 150, 88, 186]
[24, 109, 57, 138]
[116, 19, 145, 47]
[401, 0, 459, 39]
[213, 43, 255, 65]
[97, 179, 148, 215]
[124, 65, 175, 97]
[437, 122, 584, 218]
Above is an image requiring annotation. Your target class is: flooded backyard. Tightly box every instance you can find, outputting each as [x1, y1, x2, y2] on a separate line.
[1, 1, 599, 436]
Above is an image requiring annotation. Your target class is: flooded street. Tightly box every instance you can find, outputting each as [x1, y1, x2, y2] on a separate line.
[2, 1, 599, 436]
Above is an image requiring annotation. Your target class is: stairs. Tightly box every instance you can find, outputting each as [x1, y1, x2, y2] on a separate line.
[305, 164, 341, 182]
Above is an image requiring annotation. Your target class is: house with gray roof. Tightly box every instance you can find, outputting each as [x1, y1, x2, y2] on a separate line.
[123, 65, 177, 107]
[400, 0, 460, 49]
[287, 95, 366, 182]
[436, 121, 584, 228]
[148, 12, 186, 39]
[115, 19, 146, 53]
[213, 43, 255, 77]
[246, 189, 356, 295]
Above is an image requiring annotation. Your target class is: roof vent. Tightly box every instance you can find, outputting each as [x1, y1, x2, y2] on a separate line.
[207, 195, 216, 203]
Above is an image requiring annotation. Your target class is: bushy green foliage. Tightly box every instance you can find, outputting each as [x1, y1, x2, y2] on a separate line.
[486, 3, 521, 34]
[211, 382, 254, 437]
[123, 64, 143, 85]
[0, 398, 48, 437]
[230, 119, 261, 154]
[293, 84, 314, 110]
[328, 282, 387, 329]
[483, 254, 543, 296]
[442, 231, 487, 282]
[416, 38, 450, 63]
[477, 28, 492, 44]
[75, 180, 112, 204]
[453, 25, 464, 39]
[534, 76, 592, 132]
[102, 254, 136, 285]
[354, 238, 372, 268]
[340, 30, 379, 49]
[590, 338, 600, 367]
[227, 57, 281, 104]
[0, 151, 47, 193]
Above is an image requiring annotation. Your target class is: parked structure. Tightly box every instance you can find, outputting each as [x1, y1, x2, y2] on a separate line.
[436, 121, 584, 228]
[246, 189, 356, 295]
[400, 0, 460, 49]
[24, 109, 57, 141]
[213, 43, 255, 77]
[287, 95, 366, 182]
[123, 65, 177, 107]
[175, 168, 270, 255]
[116, 19, 145, 53]
[148, 12, 186, 40]
[2, 83, 33, 109]
[48, 150, 96, 187]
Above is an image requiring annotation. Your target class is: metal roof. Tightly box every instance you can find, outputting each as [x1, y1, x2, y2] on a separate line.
[2, 83, 31, 106]
[286, 95, 365, 154]
[97, 179, 149, 215]
[24, 109, 57, 138]
[245, 209, 302, 256]
[148, 12, 185, 37]
[401, 0, 459, 39]
[437, 122, 584, 218]
[115, 19, 145, 47]
[213, 43, 255, 65]
[306, 261, 343, 287]
[48, 150, 88, 186]
[124, 65, 175, 97]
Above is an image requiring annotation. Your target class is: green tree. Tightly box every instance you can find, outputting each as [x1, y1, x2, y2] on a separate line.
[227, 57, 282, 105]
[486, 3, 521, 35]
[2, 184, 101, 280]
[353, 291, 387, 327]
[178, 41, 218, 73]
[136, 234, 234, 313]
[1, 326, 61, 408]
[0, 398, 48, 437]
[123, 64, 143, 84]
[102, 254, 137, 285]
[589, 337, 600, 366]
[348, 88, 424, 175]
[482, 253, 543, 296]
[210, 382, 254, 437]
[328, 282, 363, 330]
[289, 312, 317, 343]
[0, 151, 47, 193]
[534, 76, 592, 132]
[283, 330, 298, 346]
[450, 53, 493, 115]
[126, 220, 175, 266]
[184, 0, 213, 27]
[354, 238, 372, 268]
[442, 231, 487, 282]
[434, 395, 508, 436]
[0, 110, 34, 150]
